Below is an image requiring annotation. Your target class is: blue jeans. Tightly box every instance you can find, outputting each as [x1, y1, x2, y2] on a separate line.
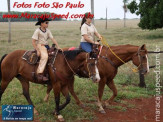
[80, 42, 92, 52]
[45, 45, 50, 50]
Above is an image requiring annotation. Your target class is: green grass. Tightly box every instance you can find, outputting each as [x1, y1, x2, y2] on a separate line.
[109, 105, 127, 112]
[0, 20, 163, 121]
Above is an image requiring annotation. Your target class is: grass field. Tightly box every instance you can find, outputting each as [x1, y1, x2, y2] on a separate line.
[0, 19, 163, 121]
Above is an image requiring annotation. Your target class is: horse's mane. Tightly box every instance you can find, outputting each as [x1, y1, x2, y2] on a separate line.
[109, 44, 138, 48]
[104, 44, 139, 52]
[63, 50, 85, 60]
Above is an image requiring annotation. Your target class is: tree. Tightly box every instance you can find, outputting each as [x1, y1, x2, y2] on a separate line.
[127, 0, 163, 30]
[123, 0, 129, 27]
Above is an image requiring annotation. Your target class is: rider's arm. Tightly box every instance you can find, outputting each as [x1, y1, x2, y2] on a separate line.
[83, 35, 99, 44]
[32, 39, 39, 51]
[93, 24, 102, 40]
[95, 32, 102, 40]
[32, 29, 39, 51]
[32, 39, 40, 56]
[48, 30, 60, 49]
[83, 34, 95, 43]
[51, 38, 60, 49]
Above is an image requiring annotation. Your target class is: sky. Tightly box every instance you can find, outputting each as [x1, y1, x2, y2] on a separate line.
[0, 0, 140, 20]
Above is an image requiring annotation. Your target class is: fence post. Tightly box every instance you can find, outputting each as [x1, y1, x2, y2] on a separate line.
[91, 0, 94, 24]
[7, 0, 11, 43]
[138, 70, 146, 88]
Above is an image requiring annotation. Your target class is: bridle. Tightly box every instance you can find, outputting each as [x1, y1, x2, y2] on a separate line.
[62, 52, 98, 78]
[98, 45, 148, 73]
[136, 47, 148, 71]
[86, 53, 98, 78]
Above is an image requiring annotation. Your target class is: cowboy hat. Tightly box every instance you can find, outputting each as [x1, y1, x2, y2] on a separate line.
[35, 17, 52, 26]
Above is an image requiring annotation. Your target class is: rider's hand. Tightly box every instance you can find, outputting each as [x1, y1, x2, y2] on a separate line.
[58, 47, 63, 52]
[95, 42, 100, 45]
[37, 50, 41, 56]
[99, 35, 102, 40]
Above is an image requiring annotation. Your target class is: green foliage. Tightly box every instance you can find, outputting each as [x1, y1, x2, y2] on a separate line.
[127, 0, 138, 14]
[127, 0, 163, 30]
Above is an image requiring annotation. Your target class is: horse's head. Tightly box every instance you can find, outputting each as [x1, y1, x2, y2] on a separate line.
[85, 53, 100, 83]
[75, 49, 100, 83]
[132, 44, 149, 75]
[77, 44, 101, 83]
[63, 49, 101, 83]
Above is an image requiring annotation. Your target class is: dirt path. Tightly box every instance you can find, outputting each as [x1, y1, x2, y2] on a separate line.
[82, 96, 163, 122]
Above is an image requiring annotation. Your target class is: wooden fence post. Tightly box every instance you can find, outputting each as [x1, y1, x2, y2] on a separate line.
[138, 70, 146, 88]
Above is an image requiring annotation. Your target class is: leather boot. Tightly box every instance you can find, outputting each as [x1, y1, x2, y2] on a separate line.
[37, 73, 49, 82]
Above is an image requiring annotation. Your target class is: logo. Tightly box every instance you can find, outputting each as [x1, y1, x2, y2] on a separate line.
[2, 105, 33, 121]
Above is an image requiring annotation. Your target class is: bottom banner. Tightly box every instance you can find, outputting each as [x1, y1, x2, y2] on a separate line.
[2, 105, 33, 121]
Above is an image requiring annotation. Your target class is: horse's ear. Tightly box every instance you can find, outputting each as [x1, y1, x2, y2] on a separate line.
[140, 44, 146, 50]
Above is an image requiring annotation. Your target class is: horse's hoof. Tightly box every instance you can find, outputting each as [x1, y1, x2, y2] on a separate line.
[44, 98, 48, 102]
[57, 115, 64, 122]
[104, 102, 109, 107]
[34, 109, 39, 116]
[44, 95, 49, 102]
[99, 110, 106, 114]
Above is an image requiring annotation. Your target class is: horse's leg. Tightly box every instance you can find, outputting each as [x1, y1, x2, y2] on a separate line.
[0, 79, 11, 102]
[97, 78, 106, 114]
[44, 84, 52, 102]
[17, 76, 39, 115]
[52, 82, 64, 121]
[68, 78, 85, 108]
[105, 80, 117, 106]
[0, 68, 16, 102]
[59, 85, 71, 110]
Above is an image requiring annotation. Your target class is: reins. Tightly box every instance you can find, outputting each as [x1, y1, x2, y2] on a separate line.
[62, 52, 93, 78]
[100, 36, 141, 73]
[61, 51, 79, 76]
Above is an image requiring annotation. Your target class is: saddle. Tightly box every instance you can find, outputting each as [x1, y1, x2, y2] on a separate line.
[22, 50, 38, 64]
[22, 44, 57, 65]
[68, 47, 81, 51]
[68, 44, 100, 59]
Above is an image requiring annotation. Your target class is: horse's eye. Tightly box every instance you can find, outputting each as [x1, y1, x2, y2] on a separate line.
[142, 56, 146, 59]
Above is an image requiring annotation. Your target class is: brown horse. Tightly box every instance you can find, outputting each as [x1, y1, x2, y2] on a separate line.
[0, 49, 100, 121]
[44, 44, 149, 114]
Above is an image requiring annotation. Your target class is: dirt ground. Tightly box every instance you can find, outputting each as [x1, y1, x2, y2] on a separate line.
[82, 96, 163, 122]
[0, 96, 162, 122]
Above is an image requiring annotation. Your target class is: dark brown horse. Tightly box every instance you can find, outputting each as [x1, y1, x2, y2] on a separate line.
[44, 44, 149, 114]
[0, 49, 100, 121]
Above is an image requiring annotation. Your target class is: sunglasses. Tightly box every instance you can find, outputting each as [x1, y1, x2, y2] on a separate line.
[45, 22, 49, 24]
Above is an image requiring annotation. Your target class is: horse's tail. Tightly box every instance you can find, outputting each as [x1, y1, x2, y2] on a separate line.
[0, 54, 7, 83]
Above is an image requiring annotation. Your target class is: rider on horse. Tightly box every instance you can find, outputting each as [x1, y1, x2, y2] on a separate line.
[80, 12, 102, 53]
[32, 17, 61, 82]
